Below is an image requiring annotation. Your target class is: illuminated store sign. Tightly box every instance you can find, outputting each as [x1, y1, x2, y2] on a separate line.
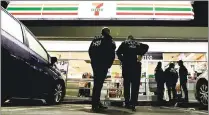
[7, 1, 194, 20]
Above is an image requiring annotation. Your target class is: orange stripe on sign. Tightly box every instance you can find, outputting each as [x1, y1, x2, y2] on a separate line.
[11, 13, 41, 15]
[42, 12, 78, 15]
[92, 3, 102, 6]
[117, 3, 191, 6]
[117, 12, 153, 15]
[44, 4, 79, 6]
[9, 4, 43, 6]
[117, 3, 153, 6]
[154, 4, 191, 6]
[155, 13, 193, 16]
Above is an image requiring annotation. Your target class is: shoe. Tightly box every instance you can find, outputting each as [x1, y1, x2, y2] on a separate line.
[98, 103, 108, 109]
[131, 106, 136, 112]
[124, 104, 132, 109]
[157, 100, 166, 106]
[91, 106, 100, 113]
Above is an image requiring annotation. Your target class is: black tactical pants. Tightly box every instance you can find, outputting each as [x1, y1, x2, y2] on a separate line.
[166, 82, 177, 100]
[122, 62, 141, 107]
[91, 65, 108, 108]
[157, 81, 165, 101]
[180, 81, 188, 100]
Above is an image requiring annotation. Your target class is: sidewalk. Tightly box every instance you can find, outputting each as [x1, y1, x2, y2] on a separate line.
[2, 104, 207, 115]
[63, 97, 200, 108]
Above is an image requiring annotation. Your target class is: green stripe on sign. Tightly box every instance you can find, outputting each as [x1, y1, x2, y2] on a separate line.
[155, 7, 192, 11]
[43, 7, 78, 11]
[7, 7, 42, 11]
[117, 7, 153, 11]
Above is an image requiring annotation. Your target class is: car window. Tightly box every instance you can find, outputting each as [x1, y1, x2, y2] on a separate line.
[25, 29, 48, 61]
[1, 9, 23, 43]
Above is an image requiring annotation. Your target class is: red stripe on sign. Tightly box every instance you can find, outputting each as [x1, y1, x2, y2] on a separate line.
[155, 13, 193, 16]
[117, 12, 153, 15]
[11, 13, 41, 15]
[42, 13, 78, 15]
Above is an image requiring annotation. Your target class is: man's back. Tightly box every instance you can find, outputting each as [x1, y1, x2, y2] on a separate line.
[155, 67, 164, 82]
[165, 67, 178, 83]
[117, 40, 149, 65]
[179, 65, 188, 82]
[88, 35, 116, 68]
[121, 40, 139, 64]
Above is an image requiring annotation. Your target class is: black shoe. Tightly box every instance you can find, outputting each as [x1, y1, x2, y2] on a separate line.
[131, 106, 136, 112]
[98, 103, 108, 109]
[125, 104, 132, 109]
[91, 106, 100, 113]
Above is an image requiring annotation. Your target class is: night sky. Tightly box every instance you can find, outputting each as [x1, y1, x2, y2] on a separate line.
[191, 1, 208, 27]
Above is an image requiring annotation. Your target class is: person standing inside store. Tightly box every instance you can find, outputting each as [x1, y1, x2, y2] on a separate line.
[154, 62, 166, 103]
[178, 60, 189, 102]
[164, 63, 178, 102]
[88, 27, 116, 112]
[117, 35, 149, 111]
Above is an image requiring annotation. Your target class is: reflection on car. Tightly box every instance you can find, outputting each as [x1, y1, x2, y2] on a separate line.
[1, 7, 66, 105]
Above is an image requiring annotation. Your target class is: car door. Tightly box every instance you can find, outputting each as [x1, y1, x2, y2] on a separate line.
[23, 27, 53, 97]
[1, 9, 31, 97]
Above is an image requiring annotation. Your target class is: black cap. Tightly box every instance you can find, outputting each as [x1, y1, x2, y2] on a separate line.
[101, 27, 110, 35]
[169, 63, 175, 68]
[158, 61, 162, 65]
[178, 60, 183, 64]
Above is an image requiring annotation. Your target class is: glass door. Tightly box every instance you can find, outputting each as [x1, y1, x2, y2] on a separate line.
[147, 60, 162, 96]
[140, 61, 148, 95]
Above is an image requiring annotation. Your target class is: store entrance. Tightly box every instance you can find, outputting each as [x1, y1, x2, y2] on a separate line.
[48, 51, 208, 102]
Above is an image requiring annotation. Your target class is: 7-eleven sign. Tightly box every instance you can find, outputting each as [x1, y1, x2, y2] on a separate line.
[91, 3, 104, 16]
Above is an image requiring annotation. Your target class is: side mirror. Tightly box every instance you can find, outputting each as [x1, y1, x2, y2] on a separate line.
[51, 57, 58, 65]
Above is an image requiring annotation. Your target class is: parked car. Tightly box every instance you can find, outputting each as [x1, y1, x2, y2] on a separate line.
[194, 70, 208, 107]
[1, 7, 66, 105]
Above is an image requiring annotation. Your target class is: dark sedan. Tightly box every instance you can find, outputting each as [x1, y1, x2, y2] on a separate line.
[1, 7, 66, 105]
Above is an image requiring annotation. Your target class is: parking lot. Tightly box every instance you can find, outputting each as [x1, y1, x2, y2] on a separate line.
[1, 99, 208, 115]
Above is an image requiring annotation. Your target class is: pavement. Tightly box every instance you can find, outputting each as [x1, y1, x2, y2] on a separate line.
[1, 100, 208, 115]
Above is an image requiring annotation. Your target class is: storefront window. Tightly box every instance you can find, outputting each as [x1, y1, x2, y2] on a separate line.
[48, 51, 207, 101]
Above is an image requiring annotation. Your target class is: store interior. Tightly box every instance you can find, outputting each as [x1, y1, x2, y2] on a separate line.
[48, 51, 207, 100]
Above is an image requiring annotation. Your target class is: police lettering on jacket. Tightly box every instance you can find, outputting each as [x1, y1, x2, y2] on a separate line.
[91, 36, 103, 47]
[117, 40, 149, 65]
[88, 35, 116, 68]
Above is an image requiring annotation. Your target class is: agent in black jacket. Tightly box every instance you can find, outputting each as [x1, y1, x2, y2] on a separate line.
[178, 60, 189, 102]
[117, 35, 149, 111]
[155, 62, 165, 102]
[88, 27, 116, 112]
[164, 63, 178, 101]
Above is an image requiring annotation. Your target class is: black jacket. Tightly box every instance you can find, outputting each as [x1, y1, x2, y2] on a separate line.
[116, 40, 149, 66]
[88, 35, 116, 68]
[155, 67, 164, 83]
[179, 65, 188, 82]
[164, 67, 178, 84]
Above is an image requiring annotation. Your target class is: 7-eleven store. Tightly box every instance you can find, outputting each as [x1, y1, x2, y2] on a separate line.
[7, 1, 207, 102]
